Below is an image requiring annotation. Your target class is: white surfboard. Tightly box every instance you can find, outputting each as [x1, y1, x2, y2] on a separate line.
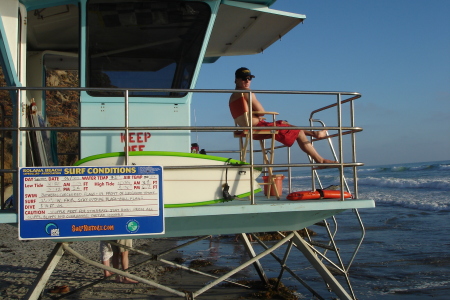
[74, 151, 262, 207]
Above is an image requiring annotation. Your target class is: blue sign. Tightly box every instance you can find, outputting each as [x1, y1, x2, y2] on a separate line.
[19, 166, 164, 240]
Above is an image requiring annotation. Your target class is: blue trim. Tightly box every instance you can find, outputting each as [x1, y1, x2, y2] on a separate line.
[0, 18, 20, 87]
[187, 0, 220, 95]
[20, 0, 79, 11]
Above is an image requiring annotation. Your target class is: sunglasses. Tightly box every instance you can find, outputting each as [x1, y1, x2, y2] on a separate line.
[239, 77, 253, 81]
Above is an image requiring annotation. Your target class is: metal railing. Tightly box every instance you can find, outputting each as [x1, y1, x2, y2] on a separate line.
[0, 86, 364, 210]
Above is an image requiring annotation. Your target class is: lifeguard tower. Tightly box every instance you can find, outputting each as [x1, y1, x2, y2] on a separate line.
[0, 1, 374, 299]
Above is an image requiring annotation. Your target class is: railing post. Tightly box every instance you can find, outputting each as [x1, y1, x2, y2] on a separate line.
[350, 100, 358, 198]
[124, 90, 129, 165]
[287, 147, 292, 193]
[14, 88, 21, 213]
[337, 93, 345, 200]
[248, 91, 255, 204]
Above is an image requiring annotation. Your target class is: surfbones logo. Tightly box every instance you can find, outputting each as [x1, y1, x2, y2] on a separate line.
[126, 219, 139, 233]
[45, 222, 60, 236]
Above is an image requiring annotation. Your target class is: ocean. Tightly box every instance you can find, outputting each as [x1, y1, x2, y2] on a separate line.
[176, 160, 450, 299]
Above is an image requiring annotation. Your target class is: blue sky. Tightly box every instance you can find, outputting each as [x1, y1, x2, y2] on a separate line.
[191, 0, 450, 166]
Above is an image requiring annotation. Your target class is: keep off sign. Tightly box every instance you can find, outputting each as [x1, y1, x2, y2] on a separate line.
[19, 166, 164, 240]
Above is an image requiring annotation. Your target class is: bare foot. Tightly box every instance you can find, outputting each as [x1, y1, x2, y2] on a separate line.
[314, 130, 328, 139]
[121, 277, 139, 284]
[314, 159, 338, 169]
[322, 159, 338, 164]
[104, 271, 113, 278]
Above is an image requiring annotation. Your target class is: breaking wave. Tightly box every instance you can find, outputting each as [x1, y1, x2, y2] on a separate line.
[359, 162, 450, 173]
[358, 177, 450, 191]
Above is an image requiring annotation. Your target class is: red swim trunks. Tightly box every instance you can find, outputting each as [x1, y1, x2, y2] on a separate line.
[252, 120, 300, 147]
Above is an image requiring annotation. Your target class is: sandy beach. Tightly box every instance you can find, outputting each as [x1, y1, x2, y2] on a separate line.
[0, 223, 298, 300]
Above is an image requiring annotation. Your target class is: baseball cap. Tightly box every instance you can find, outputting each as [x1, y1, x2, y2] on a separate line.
[235, 67, 255, 78]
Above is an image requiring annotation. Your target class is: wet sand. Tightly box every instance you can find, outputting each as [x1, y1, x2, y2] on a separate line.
[0, 224, 297, 299]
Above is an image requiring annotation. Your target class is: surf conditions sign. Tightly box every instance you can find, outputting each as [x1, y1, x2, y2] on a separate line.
[18, 166, 164, 240]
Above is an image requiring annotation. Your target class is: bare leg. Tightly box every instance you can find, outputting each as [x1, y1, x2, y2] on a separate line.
[111, 252, 122, 283]
[304, 129, 328, 139]
[120, 251, 138, 284]
[296, 131, 336, 164]
[102, 259, 113, 278]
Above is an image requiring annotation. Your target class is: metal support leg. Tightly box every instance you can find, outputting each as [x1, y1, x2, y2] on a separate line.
[24, 243, 65, 300]
[275, 240, 294, 289]
[253, 233, 325, 300]
[291, 232, 353, 300]
[61, 243, 186, 297]
[193, 232, 295, 298]
[240, 233, 269, 285]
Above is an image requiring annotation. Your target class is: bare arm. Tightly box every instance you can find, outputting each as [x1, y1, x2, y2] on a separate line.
[246, 93, 266, 125]
[250, 93, 265, 114]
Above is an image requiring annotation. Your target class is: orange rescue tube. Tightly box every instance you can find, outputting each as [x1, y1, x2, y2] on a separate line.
[286, 191, 321, 200]
[320, 189, 352, 199]
[287, 189, 352, 201]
